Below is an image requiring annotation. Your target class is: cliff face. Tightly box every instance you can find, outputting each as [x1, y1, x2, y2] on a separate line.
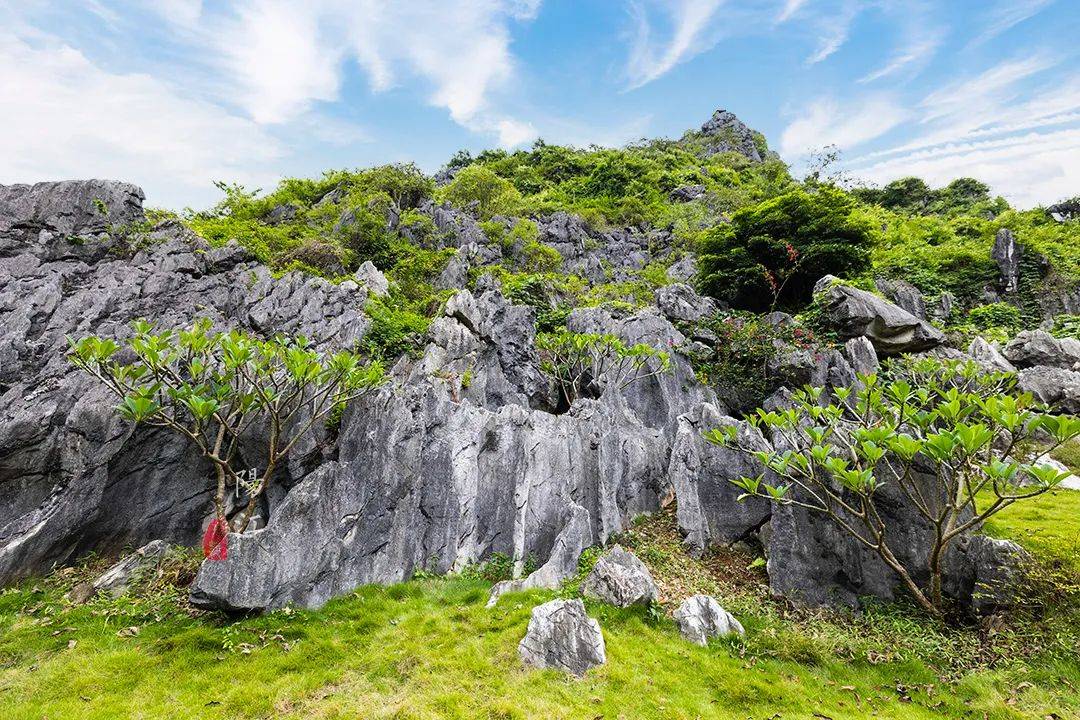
[0, 178, 1043, 612]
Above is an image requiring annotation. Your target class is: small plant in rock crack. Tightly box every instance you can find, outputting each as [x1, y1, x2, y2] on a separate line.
[704, 358, 1080, 618]
[67, 318, 386, 545]
[535, 329, 671, 408]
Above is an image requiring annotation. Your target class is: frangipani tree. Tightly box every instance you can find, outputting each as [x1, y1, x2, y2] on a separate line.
[68, 319, 385, 547]
[536, 329, 671, 408]
[706, 358, 1080, 617]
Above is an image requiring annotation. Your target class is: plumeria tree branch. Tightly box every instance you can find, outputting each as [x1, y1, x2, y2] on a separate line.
[705, 358, 1080, 617]
[535, 329, 671, 408]
[68, 318, 386, 533]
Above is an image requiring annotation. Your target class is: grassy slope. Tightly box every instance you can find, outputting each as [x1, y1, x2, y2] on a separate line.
[2, 502, 1078, 720]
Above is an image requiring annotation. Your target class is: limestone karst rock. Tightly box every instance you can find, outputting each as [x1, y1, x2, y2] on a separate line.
[518, 599, 605, 676]
[580, 545, 659, 607]
[0, 178, 1042, 617]
[812, 275, 945, 355]
[673, 595, 744, 646]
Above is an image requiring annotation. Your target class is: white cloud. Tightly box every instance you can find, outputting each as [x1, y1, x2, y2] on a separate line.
[844, 54, 1080, 208]
[859, 30, 943, 83]
[211, 1, 537, 146]
[776, 0, 808, 23]
[0, 31, 283, 208]
[780, 96, 909, 156]
[217, 1, 343, 124]
[969, 0, 1055, 47]
[146, 0, 202, 28]
[624, 0, 724, 89]
[854, 127, 1080, 208]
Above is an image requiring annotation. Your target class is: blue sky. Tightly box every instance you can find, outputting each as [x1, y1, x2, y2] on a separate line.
[2, 1, 1078, 210]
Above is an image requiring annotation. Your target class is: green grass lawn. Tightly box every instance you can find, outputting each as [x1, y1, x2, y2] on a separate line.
[1, 503, 1077, 720]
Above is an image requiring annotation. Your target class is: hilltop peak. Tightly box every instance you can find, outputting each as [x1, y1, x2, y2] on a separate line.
[682, 108, 769, 163]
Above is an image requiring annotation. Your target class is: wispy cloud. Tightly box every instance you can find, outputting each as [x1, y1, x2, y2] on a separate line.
[845, 54, 1080, 207]
[775, 0, 808, 23]
[624, 0, 724, 89]
[805, 3, 860, 65]
[969, 0, 1055, 47]
[859, 27, 943, 83]
[0, 29, 283, 208]
[855, 126, 1080, 208]
[780, 95, 909, 156]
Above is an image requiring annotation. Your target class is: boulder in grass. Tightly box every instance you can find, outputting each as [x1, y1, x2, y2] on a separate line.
[92, 540, 170, 599]
[673, 595, 744, 646]
[518, 599, 606, 676]
[580, 545, 659, 607]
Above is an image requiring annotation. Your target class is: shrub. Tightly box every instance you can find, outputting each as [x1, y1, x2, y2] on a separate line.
[362, 296, 434, 361]
[1050, 314, 1080, 339]
[438, 165, 522, 219]
[966, 303, 1022, 336]
[697, 187, 874, 311]
[706, 358, 1080, 617]
[67, 319, 385, 536]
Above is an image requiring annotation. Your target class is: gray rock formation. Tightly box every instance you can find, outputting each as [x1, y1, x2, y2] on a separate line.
[0, 179, 144, 257]
[654, 283, 718, 324]
[812, 275, 945, 355]
[670, 405, 771, 554]
[580, 545, 659, 607]
[875, 278, 927, 320]
[968, 337, 1016, 373]
[353, 260, 389, 297]
[766, 457, 1014, 612]
[1004, 330, 1080, 370]
[670, 185, 706, 202]
[518, 599, 605, 676]
[1017, 366, 1080, 413]
[92, 539, 170, 598]
[691, 109, 764, 163]
[665, 254, 697, 283]
[992, 229, 1022, 293]
[673, 595, 744, 645]
[190, 291, 673, 610]
[842, 336, 879, 377]
[0, 179, 1040, 619]
[0, 180, 370, 584]
[944, 535, 1029, 615]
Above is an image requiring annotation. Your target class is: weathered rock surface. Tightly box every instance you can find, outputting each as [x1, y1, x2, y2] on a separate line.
[1004, 330, 1080, 370]
[92, 539, 170, 598]
[944, 535, 1029, 615]
[1017, 366, 1080, 413]
[0, 180, 370, 584]
[0, 179, 1045, 619]
[673, 595, 744, 645]
[813, 275, 945, 355]
[843, 336, 880, 377]
[518, 599, 605, 676]
[691, 109, 765, 163]
[875, 278, 927, 320]
[766, 458, 1013, 612]
[655, 283, 718, 324]
[580, 545, 659, 607]
[670, 404, 771, 554]
[968, 337, 1016, 373]
[992, 229, 1022, 294]
[190, 291, 673, 610]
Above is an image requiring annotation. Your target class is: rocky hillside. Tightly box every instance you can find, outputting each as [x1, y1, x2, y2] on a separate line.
[2, 110, 1078, 618]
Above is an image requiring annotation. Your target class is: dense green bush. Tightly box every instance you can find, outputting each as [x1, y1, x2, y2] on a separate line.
[438, 165, 522, 220]
[697, 187, 874, 311]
